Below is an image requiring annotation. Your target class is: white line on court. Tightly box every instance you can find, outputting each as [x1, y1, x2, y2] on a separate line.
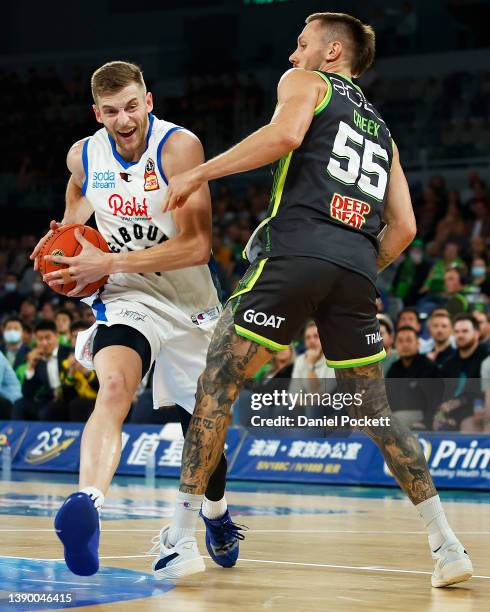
[4, 554, 490, 580]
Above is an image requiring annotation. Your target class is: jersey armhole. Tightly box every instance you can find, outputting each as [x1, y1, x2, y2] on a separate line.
[313, 72, 332, 115]
[156, 126, 184, 184]
[81, 138, 90, 196]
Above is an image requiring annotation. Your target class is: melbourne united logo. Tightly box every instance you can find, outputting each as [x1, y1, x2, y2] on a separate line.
[144, 157, 159, 192]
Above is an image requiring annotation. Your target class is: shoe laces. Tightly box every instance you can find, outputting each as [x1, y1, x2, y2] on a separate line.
[147, 527, 167, 555]
[209, 518, 248, 543]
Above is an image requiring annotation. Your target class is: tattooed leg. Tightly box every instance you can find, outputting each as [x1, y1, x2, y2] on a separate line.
[335, 362, 437, 504]
[180, 303, 273, 495]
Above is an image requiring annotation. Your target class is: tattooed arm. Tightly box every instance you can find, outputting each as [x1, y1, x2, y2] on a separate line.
[335, 362, 437, 504]
[377, 142, 417, 272]
[180, 304, 273, 494]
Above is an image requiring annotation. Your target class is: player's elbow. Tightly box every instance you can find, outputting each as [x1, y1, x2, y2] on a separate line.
[192, 242, 212, 266]
[404, 217, 417, 242]
[280, 133, 302, 151]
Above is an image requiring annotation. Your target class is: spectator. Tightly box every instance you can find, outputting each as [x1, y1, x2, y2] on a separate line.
[390, 238, 431, 306]
[396, 307, 432, 353]
[443, 267, 469, 317]
[421, 240, 464, 298]
[0, 316, 30, 371]
[436, 314, 488, 432]
[377, 314, 398, 375]
[55, 309, 73, 346]
[12, 319, 72, 421]
[0, 272, 23, 315]
[19, 298, 37, 328]
[465, 257, 490, 309]
[426, 311, 456, 369]
[60, 321, 98, 422]
[386, 326, 440, 429]
[473, 310, 490, 350]
[0, 351, 22, 419]
[252, 345, 295, 391]
[289, 321, 336, 400]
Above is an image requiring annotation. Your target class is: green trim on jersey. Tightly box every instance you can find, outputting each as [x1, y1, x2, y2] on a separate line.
[234, 324, 288, 352]
[313, 72, 332, 115]
[326, 348, 386, 369]
[336, 73, 363, 93]
[227, 257, 268, 303]
[242, 151, 293, 261]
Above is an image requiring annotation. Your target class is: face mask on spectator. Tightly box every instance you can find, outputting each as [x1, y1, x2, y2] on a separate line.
[410, 250, 423, 264]
[4, 282, 17, 292]
[471, 266, 486, 278]
[32, 282, 44, 294]
[3, 330, 22, 344]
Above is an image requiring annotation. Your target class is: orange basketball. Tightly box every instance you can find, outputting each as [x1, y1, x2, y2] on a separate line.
[38, 224, 110, 297]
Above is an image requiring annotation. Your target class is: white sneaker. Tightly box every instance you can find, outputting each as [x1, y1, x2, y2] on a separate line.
[431, 541, 473, 588]
[149, 526, 205, 580]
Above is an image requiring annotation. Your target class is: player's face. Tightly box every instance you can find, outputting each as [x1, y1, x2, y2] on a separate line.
[94, 84, 153, 159]
[429, 317, 452, 343]
[289, 22, 327, 70]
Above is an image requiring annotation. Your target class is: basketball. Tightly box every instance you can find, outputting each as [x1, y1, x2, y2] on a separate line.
[37, 224, 110, 297]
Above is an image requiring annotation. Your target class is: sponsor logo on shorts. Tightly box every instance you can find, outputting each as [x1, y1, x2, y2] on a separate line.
[118, 308, 148, 322]
[191, 306, 220, 326]
[108, 194, 152, 221]
[330, 193, 371, 229]
[93, 170, 116, 189]
[365, 331, 382, 345]
[244, 309, 285, 329]
[144, 157, 159, 192]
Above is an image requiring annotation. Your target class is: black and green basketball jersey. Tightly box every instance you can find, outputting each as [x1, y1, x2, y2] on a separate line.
[244, 72, 393, 285]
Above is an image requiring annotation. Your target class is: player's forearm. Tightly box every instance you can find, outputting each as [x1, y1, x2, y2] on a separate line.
[195, 123, 298, 182]
[62, 177, 93, 225]
[376, 222, 415, 272]
[109, 235, 210, 274]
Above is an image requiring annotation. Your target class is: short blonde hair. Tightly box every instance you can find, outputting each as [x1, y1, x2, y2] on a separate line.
[91, 61, 146, 102]
[306, 12, 375, 77]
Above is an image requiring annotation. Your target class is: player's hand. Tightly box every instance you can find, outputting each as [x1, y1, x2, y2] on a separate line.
[162, 168, 203, 212]
[30, 220, 62, 271]
[43, 228, 113, 297]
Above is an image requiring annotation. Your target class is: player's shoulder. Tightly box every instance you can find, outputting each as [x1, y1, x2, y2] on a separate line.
[156, 121, 203, 158]
[66, 137, 91, 172]
[278, 68, 324, 87]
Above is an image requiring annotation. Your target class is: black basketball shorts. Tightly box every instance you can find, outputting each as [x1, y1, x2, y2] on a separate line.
[228, 256, 385, 368]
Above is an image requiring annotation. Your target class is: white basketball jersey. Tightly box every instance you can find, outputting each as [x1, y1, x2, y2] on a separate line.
[82, 114, 221, 327]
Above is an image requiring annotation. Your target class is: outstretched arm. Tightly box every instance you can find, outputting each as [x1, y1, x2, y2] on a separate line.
[376, 142, 416, 272]
[163, 69, 326, 211]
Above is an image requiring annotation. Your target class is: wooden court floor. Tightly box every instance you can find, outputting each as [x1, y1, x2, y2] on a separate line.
[0, 474, 489, 611]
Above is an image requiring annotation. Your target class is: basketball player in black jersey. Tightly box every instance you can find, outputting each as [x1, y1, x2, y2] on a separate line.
[153, 12, 473, 587]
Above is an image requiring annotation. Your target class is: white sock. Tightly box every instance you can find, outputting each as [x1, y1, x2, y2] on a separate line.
[201, 496, 228, 520]
[79, 486, 105, 512]
[167, 491, 203, 546]
[416, 495, 457, 552]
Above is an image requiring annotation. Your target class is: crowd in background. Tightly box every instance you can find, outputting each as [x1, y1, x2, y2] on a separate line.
[0, 168, 489, 432]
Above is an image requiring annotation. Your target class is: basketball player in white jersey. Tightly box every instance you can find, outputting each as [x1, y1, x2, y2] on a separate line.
[31, 61, 244, 577]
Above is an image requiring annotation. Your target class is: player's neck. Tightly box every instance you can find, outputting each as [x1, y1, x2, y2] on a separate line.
[318, 60, 352, 81]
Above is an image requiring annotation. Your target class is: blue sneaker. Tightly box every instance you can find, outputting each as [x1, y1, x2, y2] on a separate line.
[54, 492, 100, 576]
[200, 509, 246, 568]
